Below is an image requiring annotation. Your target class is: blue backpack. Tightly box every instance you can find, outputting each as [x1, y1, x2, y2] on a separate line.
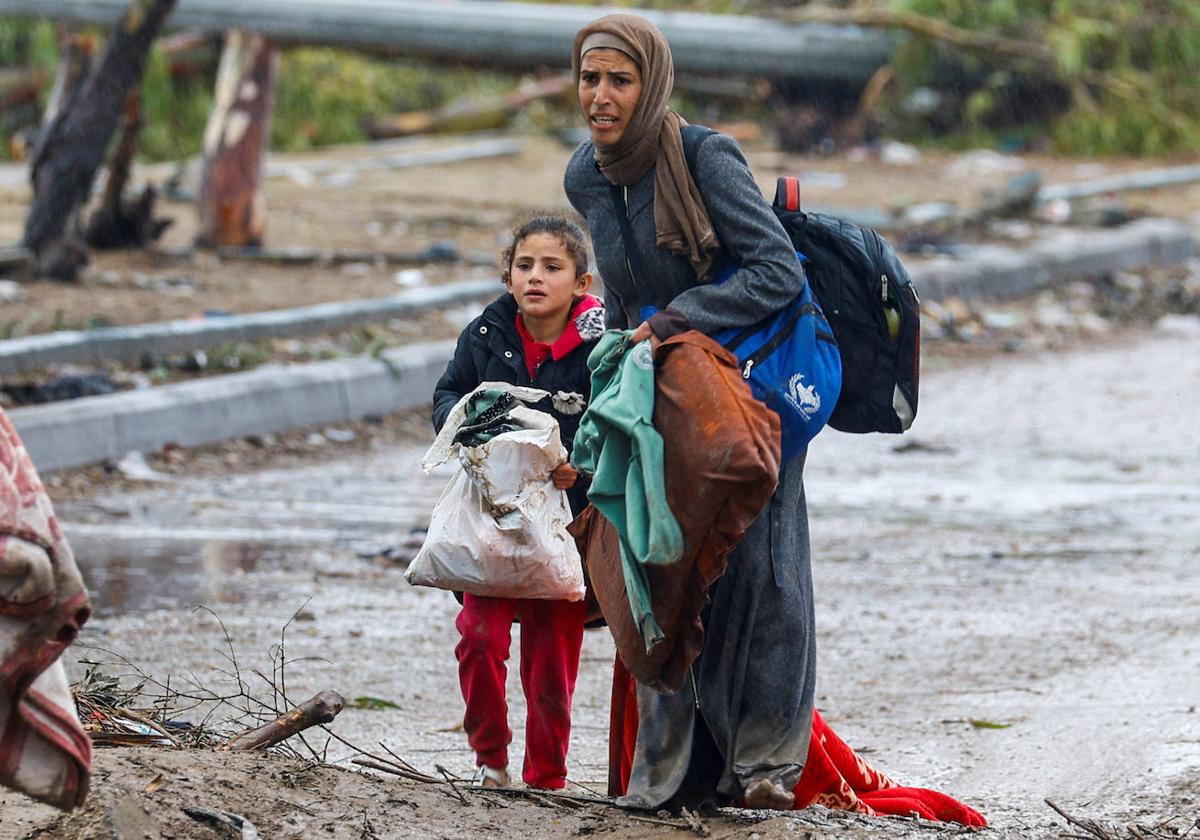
[607, 137, 842, 461]
[708, 260, 841, 459]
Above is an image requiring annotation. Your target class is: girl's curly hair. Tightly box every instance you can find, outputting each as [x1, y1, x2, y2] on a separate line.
[500, 215, 591, 284]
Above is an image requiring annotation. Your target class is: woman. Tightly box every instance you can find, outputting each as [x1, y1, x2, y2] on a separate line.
[564, 14, 815, 811]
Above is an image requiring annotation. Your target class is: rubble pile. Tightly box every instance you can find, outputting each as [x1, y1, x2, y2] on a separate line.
[921, 260, 1200, 350]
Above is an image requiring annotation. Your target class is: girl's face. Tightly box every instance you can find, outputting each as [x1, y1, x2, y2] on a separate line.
[578, 48, 643, 147]
[506, 232, 591, 324]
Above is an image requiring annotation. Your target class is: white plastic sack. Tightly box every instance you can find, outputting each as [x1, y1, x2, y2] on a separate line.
[406, 384, 585, 601]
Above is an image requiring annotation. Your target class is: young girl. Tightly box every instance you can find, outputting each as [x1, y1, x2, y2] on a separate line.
[431, 215, 605, 790]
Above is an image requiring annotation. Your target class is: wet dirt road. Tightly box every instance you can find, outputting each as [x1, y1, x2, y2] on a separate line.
[34, 329, 1200, 836]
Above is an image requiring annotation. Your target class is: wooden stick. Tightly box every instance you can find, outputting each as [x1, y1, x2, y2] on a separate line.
[1045, 799, 1117, 840]
[435, 764, 469, 805]
[219, 690, 344, 751]
[352, 757, 441, 785]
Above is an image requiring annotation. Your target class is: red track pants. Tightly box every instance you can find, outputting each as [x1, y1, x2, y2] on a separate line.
[455, 593, 587, 789]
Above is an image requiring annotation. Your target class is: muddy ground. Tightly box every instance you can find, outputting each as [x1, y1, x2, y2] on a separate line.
[0, 325, 1196, 839]
[1, 132, 1199, 838]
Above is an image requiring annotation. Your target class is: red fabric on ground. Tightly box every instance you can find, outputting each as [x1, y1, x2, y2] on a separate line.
[858, 787, 987, 826]
[609, 658, 985, 827]
[455, 594, 587, 789]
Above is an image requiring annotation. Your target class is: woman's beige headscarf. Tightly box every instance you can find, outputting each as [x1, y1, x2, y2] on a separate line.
[572, 14, 721, 282]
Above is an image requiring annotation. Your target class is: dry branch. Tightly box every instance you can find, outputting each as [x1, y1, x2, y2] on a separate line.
[219, 690, 345, 752]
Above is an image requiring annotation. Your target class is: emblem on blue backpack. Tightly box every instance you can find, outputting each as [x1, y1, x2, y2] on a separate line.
[785, 373, 822, 421]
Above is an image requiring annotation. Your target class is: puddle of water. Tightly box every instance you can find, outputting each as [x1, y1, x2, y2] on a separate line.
[72, 536, 298, 617]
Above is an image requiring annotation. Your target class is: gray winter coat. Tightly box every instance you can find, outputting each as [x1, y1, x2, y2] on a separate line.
[565, 131, 816, 808]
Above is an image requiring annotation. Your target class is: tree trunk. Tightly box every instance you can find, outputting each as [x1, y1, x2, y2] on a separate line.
[195, 30, 277, 248]
[83, 90, 173, 249]
[22, 0, 178, 280]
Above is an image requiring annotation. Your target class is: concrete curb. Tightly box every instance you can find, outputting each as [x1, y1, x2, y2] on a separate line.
[10, 340, 454, 473]
[909, 217, 1196, 301]
[0, 279, 496, 376]
[7, 218, 1196, 473]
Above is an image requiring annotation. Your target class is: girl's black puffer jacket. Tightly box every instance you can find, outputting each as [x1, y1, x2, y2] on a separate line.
[432, 293, 602, 514]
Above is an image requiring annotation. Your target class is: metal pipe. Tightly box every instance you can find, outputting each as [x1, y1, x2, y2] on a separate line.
[0, 0, 898, 85]
[1038, 165, 1200, 204]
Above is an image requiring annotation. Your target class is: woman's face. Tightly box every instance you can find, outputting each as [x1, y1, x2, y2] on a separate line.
[578, 48, 643, 147]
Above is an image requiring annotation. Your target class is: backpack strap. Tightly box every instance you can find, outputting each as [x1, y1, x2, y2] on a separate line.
[680, 124, 717, 173]
[775, 176, 801, 212]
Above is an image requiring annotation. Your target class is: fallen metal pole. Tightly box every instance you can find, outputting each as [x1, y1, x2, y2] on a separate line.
[0, 0, 897, 86]
[1038, 165, 1200, 204]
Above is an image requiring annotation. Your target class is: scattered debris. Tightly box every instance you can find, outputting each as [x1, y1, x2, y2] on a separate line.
[394, 268, 425, 287]
[979, 170, 1041, 219]
[359, 528, 429, 567]
[0, 372, 119, 405]
[1043, 799, 1199, 840]
[324, 427, 357, 443]
[891, 440, 957, 456]
[0, 280, 25, 303]
[113, 450, 174, 482]
[879, 140, 920, 166]
[183, 805, 259, 840]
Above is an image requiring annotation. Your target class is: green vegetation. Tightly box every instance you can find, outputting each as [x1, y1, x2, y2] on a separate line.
[4, 1, 1199, 159]
[891, 0, 1200, 155]
[270, 49, 515, 154]
[0, 18, 520, 162]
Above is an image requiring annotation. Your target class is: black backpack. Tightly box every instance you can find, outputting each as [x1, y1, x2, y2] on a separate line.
[683, 126, 920, 434]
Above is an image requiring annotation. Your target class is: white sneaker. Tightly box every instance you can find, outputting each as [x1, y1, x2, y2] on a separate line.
[472, 764, 510, 788]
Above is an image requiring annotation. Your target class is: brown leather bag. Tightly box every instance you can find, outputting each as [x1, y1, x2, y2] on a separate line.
[569, 331, 780, 691]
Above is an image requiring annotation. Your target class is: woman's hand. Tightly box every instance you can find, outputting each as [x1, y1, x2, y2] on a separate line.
[551, 463, 579, 489]
[630, 321, 655, 345]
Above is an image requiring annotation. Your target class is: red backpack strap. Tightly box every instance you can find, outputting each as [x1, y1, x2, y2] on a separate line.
[774, 176, 801, 211]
